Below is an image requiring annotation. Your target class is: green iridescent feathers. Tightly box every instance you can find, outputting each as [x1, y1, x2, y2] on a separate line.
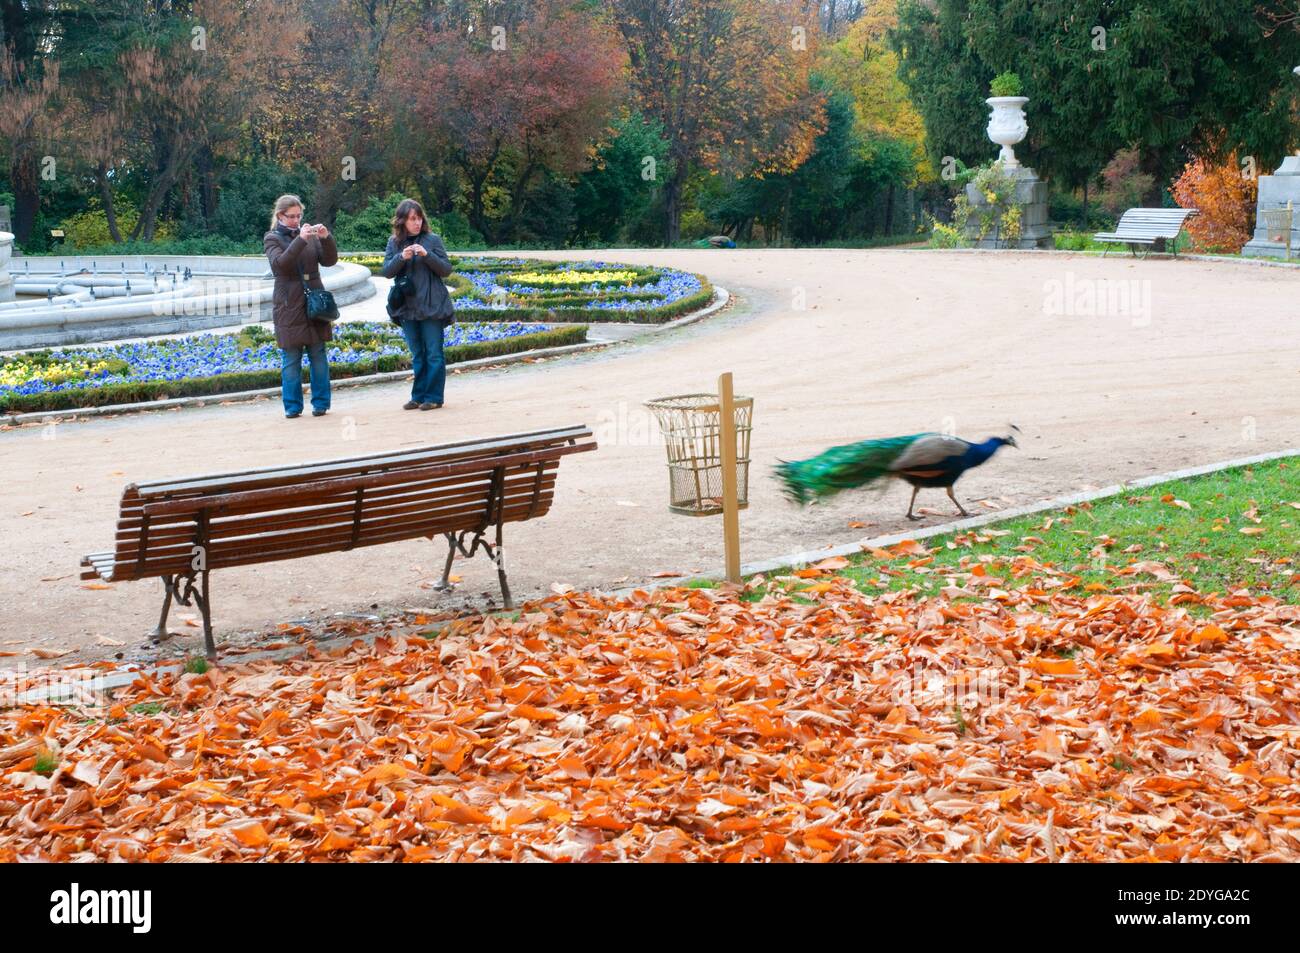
[775, 433, 927, 504]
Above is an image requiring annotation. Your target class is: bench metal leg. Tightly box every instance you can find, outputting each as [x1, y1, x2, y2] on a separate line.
[165, 571, 216, 660]
[197, 570, 214, 661]
[437, 532, 457, 590]
[495, 521, 513, 610]
[151, 576, 177, 639]
[434, 527, 514, 610]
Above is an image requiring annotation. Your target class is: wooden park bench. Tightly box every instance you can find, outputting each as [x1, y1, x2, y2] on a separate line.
[80, 426, 597, 658]
[1093, 207, 1198, 258]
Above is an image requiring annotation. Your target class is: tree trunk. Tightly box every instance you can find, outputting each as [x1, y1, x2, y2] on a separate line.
[1140, 150, 1168, 207]
[198, 144, 218, 228]
[663, 164, 685, 246]
[313, 178, 345, 231]
[96, 163, 123, 244]
[884, 185, 896, 235]
[11, 154, 38, 244]
[464, 165, 492, 245]
[1081, 181, 1089, 229]
[780, 184, 792, 246]
[503, 156, 540, 244]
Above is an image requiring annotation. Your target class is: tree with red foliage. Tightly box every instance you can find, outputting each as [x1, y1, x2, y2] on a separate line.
[395, 0, 627, 244]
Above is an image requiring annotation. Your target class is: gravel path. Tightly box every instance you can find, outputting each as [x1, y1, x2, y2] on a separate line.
[3, 248, 1298, 665]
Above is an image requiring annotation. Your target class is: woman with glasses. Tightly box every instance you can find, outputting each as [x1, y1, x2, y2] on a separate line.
[263, 194, 338, 418]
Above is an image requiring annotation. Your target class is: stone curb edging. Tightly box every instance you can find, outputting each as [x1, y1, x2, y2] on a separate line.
[907, 245, 1300, 271]
[609, 446, 1300, 591]
[0, 287, 730, 427]
[5, 441, 1289, 707]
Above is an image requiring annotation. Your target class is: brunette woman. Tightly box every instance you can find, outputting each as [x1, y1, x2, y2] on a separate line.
[382, 198, 455, 410]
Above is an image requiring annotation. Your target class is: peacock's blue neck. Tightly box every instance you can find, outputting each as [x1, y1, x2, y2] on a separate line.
[962, 438, 1004, 468]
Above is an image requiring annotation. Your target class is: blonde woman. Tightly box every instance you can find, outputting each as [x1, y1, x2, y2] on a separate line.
[262, 194, 338, 418]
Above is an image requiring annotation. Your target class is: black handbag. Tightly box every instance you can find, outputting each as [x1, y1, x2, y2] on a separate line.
[386, 253, 416, 325]
[298, 257, 339, 323]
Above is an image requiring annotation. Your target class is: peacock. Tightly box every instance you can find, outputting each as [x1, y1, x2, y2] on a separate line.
[776, 427, 1019, 519]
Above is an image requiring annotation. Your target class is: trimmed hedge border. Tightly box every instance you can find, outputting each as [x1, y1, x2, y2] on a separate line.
[0, 325, 588, 415]
[454, 281, 715, 325]
[338, 254, 711, 323]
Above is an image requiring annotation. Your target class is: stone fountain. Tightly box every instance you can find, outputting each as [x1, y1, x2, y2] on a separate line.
[0, 251, 374, 349]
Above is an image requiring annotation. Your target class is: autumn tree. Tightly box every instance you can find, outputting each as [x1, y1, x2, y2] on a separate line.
[818, 0, 928, 176]
[397, 0, 627, 244]
[254, 0, 413, 226]
[1172, 153, 1258, 253]
[0, 0, 62, 243]
[53, 0, 293, 241]
[606, 0, 828, 244]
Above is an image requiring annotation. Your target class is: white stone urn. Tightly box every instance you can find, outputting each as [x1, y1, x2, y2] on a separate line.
[986, 96, 1029, 169]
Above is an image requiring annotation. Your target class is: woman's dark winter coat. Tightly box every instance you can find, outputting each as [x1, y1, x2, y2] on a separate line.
[263, 224, 339, 348]
[382, 231, 456, 324]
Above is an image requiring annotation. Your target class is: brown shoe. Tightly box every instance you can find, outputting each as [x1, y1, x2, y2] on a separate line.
[403, 400, 420, 410]
[418, 402, 436, 410]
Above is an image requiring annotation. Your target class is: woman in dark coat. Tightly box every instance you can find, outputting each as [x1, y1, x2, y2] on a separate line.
[382, 198, 455, 410]
[263, 194, 338, 418]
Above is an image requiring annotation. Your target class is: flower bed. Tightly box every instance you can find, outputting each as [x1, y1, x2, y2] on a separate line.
[0, 321, 587, 414]
[339, 255, 713, 324]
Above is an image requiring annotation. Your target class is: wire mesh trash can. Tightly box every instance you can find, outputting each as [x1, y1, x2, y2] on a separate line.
[645, 393, 753, 516]
[1263, 203, 1294, 259]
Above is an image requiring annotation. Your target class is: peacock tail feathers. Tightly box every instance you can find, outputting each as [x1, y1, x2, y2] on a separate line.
[775, 433, 929, 504]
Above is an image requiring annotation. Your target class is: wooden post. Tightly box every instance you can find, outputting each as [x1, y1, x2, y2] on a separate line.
[718, 372, 741, 584]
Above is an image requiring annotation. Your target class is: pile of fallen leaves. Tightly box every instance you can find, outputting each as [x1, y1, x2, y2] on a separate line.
[2, 568, 1298, 862]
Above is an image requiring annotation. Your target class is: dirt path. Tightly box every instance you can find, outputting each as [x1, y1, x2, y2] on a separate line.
[3, 248, 1298, 666]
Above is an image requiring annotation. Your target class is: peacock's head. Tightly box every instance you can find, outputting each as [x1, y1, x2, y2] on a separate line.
[1002, 424, 1021, 449]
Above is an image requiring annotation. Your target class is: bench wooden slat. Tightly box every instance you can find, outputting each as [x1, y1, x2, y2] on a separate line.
[110, 475, 559, 557]
[104, 499, 558, 578]
[138, 445, 583, 520]
[133, 426, 589, 497]
[114, 465, 559, 540]
[114, 460, 559, 527]
[135, 425, 585, 490]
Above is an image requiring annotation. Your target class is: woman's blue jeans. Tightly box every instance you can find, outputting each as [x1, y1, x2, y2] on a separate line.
[280, 342, 331, 415]
[401, 318, 446, 405]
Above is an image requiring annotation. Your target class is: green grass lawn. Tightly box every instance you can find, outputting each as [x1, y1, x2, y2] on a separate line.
[741, 458, 1298, 605]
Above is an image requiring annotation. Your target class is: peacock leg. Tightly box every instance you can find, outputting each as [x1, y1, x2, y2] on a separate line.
[905, 485, 922, 521]
[946, 486, 970, 517]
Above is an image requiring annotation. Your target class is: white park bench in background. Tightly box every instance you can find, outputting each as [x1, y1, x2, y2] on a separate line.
[1093, 207, 1198, 258]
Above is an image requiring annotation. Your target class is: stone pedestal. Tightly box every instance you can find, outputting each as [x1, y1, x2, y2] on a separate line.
[0, 232, 14, 303]
[1242, 155, 1300, 258]
[963, 166, 1054, 249]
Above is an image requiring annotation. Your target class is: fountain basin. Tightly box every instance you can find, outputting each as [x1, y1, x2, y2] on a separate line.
[0, 253, 374, 350]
